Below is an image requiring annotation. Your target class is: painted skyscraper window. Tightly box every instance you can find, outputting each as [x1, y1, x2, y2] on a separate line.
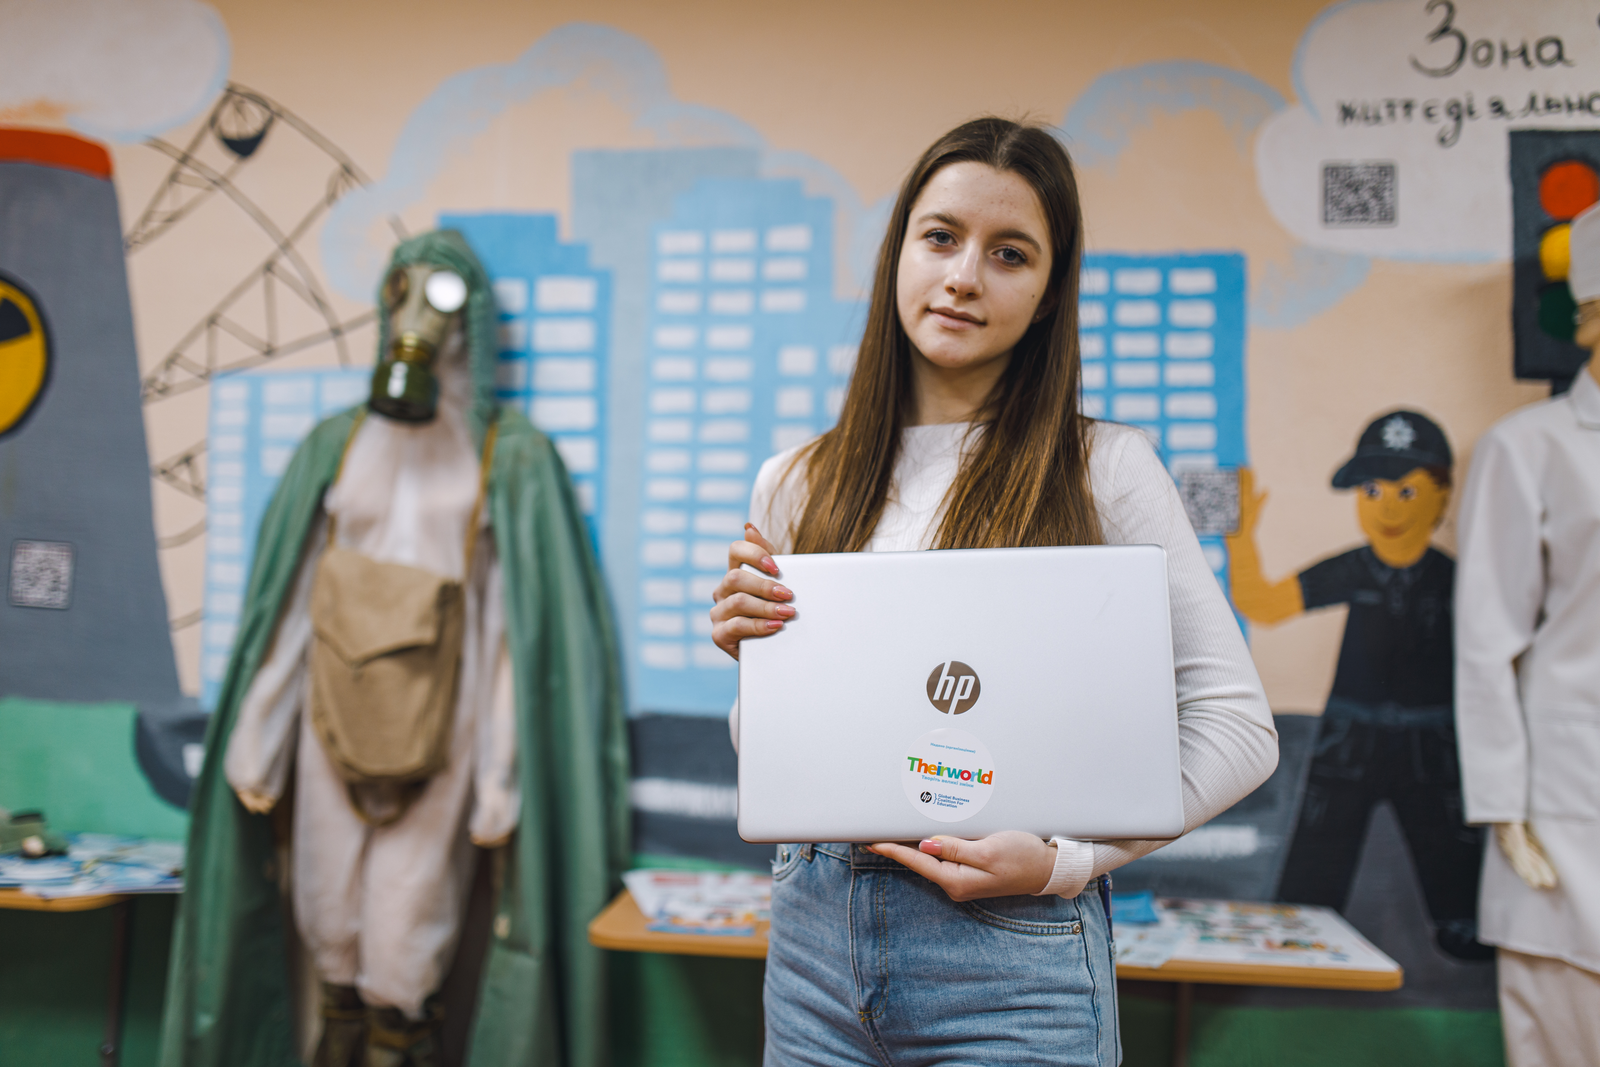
[442, 213, 612, 535]
[199, 213, 614, 705]
[629, 177, 861, 714]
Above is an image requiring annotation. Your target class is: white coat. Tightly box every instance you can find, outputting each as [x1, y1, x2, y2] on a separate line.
[1455, 367, 1600, 975]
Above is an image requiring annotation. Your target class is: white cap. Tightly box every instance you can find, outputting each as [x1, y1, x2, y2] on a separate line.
[1569, 203, 1600, 303]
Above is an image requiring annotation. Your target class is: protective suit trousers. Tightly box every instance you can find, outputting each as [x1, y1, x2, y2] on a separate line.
[291, 698, 478, 1018]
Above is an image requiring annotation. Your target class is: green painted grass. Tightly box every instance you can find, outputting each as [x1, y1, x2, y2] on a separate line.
[1120, 993, 1505, 1067]
[0, 697, 188, 840]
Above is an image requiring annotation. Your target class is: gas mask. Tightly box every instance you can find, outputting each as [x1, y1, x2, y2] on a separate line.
[368, 263, 470, 422]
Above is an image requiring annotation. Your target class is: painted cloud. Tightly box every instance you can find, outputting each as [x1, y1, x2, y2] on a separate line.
[0, 0, 228, 143]
[1255, 0, 1597, 261]
[322, 22, 882, 304]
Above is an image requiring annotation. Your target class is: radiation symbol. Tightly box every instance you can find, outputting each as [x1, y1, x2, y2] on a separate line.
[0, 276, 49, 437]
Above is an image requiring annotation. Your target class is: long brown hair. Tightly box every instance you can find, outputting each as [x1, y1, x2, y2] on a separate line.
[790, 117, 1102, 553]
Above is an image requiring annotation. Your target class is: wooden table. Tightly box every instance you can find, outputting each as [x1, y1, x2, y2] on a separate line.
[0, 887, 129, 912]
[589, 889, 1403, 1067]
[589, 887, 769, 959]
[1117, 951, 1400, 1067]
[0, 888, 140, 1067]
[1116, 954, 1401, 992]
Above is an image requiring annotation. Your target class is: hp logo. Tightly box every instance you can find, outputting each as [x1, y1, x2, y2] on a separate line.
[925, 661, 981, 715]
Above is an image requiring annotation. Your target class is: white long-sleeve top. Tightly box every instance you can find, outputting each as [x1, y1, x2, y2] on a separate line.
[730, 420, 1277, 897]
[1455, 368, 1600, 972]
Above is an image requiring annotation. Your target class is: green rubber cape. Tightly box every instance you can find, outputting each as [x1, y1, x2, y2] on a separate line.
[159, 230, 630, 1067]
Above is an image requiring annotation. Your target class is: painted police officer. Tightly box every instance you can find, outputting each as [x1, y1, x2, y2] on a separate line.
[1228, 410, 1488, 961]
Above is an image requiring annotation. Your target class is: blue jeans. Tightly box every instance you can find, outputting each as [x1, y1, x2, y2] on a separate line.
[764, 843, 1120, 1066]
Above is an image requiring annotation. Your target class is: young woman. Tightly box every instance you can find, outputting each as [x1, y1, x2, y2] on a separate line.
[712, 118, 1276, 1065]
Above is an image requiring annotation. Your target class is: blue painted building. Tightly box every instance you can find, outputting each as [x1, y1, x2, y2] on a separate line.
[627, 177, 862, 714]
[441, 213, 612, 537]
[199, 369, 369, 706]
[198, 210, 1246, 725]
[1078, 251, 1248, 594]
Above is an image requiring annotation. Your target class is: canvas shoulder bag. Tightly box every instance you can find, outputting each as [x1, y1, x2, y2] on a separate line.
[307, 412, 497, 820]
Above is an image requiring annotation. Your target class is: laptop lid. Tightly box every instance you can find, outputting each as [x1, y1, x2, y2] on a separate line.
[737, 544, 1183, 843]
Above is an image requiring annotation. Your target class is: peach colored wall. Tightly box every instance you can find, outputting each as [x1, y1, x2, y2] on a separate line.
[56, 0, 1552, 701]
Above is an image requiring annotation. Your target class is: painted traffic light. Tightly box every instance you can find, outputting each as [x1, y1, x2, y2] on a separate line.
[1510, 131, 1600, 387]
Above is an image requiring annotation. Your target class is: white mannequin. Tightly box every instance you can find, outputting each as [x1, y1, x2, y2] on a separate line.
[1481, 213, 1600, 895]
[1494, 821, 1557, 889]
[223, 310, 518, 1067]
[1493, 235, 1600, 894]
[1455, 202, 1600, 1066]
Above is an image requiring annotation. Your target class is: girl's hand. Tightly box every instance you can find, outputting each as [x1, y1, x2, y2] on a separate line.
[710, 523, 795, 660]
[869, 832, 1057, 901]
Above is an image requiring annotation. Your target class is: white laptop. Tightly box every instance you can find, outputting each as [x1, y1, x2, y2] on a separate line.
[736, 544, 1183, 843]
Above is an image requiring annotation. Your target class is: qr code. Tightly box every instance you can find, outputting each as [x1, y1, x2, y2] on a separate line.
[1178, 470, 1240, 536]
[1323, 162, 1397, 227]
[9, 540, 74, 609]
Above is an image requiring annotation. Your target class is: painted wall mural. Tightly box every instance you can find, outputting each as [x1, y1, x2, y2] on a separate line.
[1509, 130, 1600, 383]
[0, 270, 50, 439]
[1256, 0, 1599, 261]
[6, 1, 1592, 1041]
[0, 132, 182, 705]
[197, 243, 1249, 715]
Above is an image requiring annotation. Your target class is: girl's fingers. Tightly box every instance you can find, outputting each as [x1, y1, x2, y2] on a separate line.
[869, 842, 944, 879]
[709, 591, 795, 623]
[712, 614, 786, 658]
[709, 527, 790, 662]
[712, 568, 793, 609]
[720, 614, 780, 639]
[727, 537, 778, 575]
[868, 833, 1058, 903]
[869, 842, 993, 901]
[744, 523, 780, 557]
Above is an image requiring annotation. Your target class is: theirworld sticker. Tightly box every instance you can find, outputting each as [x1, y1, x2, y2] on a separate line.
[902, 727, 995, 823]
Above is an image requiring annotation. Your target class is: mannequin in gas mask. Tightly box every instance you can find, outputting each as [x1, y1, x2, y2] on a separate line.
[1456, 202, 1600, 1066]
[227, 246, 503, 1064]
[161, 232, 629, 1067]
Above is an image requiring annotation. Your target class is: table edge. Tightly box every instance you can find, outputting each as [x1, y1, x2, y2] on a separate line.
[1117, 960, 1404, 991]
[0, 888, 130, 912]
[587, 890, 1405, 991]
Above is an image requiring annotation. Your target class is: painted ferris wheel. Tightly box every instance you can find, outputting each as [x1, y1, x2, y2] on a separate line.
[127, 83, 397, 630]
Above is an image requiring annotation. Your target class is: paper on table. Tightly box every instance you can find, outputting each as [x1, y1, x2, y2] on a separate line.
[0, 833, 185, 898]
[27, 862, 183, 898]
[68, 833, 185, 875]
[1116, 919, 1187, 968]
[1116, 898, 1400, 972]
[623, 869, 771, 937]
[0, 856, 79, 886]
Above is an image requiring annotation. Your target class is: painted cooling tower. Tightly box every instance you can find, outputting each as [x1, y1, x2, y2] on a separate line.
[0, 128, 183, 709]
